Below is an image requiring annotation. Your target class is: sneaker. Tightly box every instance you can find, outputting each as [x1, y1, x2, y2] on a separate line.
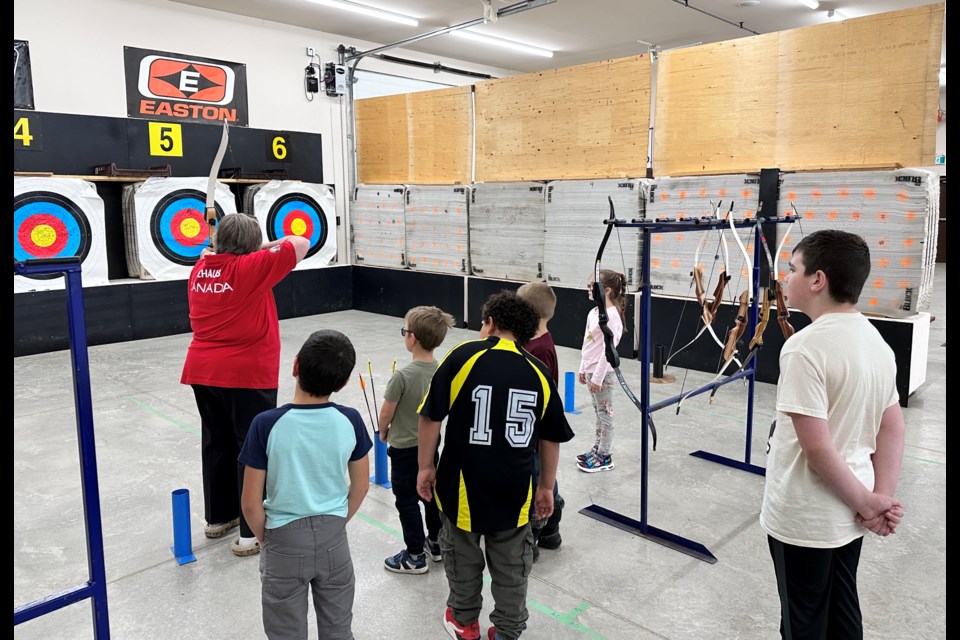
[487, 627, 504, 640]
[204, 517, 240, 539]
[426, 537, 443, 562]
[231, 537, 260, 556]
[577, 453, 614, 473]
[384, 549, 428, 574]
[575, 447, 598, 463]
[538, 531, 562, 550]
[444, 607, 480, 640]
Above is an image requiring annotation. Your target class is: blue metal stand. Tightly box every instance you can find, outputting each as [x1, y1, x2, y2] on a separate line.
[14, 258, 111, 639]
[579, 216, 795, 564]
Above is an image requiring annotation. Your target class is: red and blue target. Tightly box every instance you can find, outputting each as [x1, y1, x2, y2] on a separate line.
[265, 193, 329, 259]
[14, 191, 92, 278]
[150, 188, 225, 265]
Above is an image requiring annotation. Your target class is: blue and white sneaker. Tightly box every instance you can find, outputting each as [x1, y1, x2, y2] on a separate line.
[384, 549, 428, 574]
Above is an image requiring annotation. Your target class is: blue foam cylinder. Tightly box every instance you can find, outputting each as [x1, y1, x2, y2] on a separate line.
[564, 371, 582, 414]
[171, 488, 197, 565]
[370, 437, 392, 488]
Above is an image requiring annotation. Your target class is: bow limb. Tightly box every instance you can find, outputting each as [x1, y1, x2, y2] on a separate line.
[205, 119, 230, 250]
[747, 288, 772, 351]
[773, 215, 796, 339]
[726, 203, 753, 298]
[594, 197, 657, 450]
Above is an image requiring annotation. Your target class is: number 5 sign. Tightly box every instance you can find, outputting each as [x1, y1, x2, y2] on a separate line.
[148, 122, 183, 157]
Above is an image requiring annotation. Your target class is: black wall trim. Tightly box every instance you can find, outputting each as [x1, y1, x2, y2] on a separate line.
[14, 266, 918, 406]
[352, 266, 465, 327]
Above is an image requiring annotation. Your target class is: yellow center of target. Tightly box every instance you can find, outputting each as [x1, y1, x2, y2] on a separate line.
[180, 217, 201, 239]
[290, 218, 307, 236]
[31, 224, 57, 248]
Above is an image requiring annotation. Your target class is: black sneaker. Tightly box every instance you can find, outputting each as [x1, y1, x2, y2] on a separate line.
[426, 537, 443, 562]
[538, 531, 562, 550]
[384, 549, 428, 574]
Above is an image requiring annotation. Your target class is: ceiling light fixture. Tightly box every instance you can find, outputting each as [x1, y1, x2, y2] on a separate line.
[305, 0, 419, 27]
[796, 0, 820, 9]
[450, 29, 554, 57]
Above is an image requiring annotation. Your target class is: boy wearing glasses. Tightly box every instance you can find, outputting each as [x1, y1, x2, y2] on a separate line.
[380, 305, 457, 574]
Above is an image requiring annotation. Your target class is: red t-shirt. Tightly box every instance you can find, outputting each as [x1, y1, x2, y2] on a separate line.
[180, 242, 297, 389]
[524, 331, 559, 386]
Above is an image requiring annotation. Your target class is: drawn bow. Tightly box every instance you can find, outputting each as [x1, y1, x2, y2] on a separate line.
[594, 197, 657, 450]
[205, 119, 230, 250]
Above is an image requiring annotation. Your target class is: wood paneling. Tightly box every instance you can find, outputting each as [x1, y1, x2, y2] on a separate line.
[355, 86, 473, 184]
[474, 56, 651, 182]
[654, 3, 943, 176]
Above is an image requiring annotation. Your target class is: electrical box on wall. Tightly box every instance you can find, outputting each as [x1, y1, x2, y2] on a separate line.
[324, 62, 347, 96]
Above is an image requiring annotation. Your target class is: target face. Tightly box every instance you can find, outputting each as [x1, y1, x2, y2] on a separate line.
[150, 188, 225, 265]
[14, 191, 93, 280]
[265, 193, 329, 259]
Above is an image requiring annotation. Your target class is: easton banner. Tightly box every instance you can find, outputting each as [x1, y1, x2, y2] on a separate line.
[123, 46, 249, 126]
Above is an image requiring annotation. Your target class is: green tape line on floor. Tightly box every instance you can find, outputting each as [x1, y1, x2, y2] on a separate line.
[357, 510, 606, 639]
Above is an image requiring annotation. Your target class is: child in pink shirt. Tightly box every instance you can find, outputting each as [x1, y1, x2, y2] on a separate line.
[576, 269, 626, 473]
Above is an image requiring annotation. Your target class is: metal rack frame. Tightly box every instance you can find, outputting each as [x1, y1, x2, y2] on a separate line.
[579, 215, 795, 564]
[14, 258, 111, 639]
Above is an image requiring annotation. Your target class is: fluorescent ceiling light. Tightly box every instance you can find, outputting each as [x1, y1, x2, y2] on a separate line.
[450, 29, 553, 58]
[796, 0, 820, 9]
[305, 0, 419, 27]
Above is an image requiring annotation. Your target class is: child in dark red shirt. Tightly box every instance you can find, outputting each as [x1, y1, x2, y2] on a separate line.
[516, 281, 565, 558]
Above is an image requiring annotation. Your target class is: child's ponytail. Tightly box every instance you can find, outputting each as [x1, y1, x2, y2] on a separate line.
[598, 269, 627, 323]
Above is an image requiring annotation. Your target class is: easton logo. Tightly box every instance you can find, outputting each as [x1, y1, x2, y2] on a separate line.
[138, 55, 234, 105]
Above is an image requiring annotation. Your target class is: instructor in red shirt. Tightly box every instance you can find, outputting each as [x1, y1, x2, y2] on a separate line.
[181, 213, 309, 557]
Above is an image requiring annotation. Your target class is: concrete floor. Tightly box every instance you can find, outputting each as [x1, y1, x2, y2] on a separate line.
[14, 265, 945, 640]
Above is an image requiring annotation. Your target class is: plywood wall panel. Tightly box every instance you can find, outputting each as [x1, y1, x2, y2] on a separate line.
[654, 34, 780, 178]
[774, 4, 943, 171]
[356, 86, 473, 184]
[474, 56, 650, 182]
[654, 3, 943, 177]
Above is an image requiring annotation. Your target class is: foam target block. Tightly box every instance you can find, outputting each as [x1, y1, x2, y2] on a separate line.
[252, 181, 337, 269]
[777, 168, 939, 317]
[469, 182, 546, 282]
[646, 174, 761, 301]
[404, 185, 470, 275]
[14, 177, 109, 292]
[543, 179, 648, 292]
[351, 185, 406, 268]
[127, 177, 237, 281]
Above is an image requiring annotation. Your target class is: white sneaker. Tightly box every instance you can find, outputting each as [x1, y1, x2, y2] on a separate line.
[204, 518, 240, 538]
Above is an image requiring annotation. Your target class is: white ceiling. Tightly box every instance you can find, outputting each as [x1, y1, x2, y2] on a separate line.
[172, 0, 945, 77]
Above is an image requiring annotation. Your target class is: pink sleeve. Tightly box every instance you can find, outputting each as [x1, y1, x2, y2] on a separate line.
[589, 308, 623, 386]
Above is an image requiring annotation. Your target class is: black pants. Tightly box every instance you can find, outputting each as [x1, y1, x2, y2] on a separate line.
[768, 535, 864, 640]
[192, 385, 277, 539]
[389, 445, 441, 555]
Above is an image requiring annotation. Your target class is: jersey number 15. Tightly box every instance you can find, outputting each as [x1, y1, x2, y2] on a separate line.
[470, 385, 537, 448]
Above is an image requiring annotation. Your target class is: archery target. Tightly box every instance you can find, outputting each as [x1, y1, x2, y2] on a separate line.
[14, 178, 109, 293]
[128, 177, 237, 280]
[252, 181, 337, 269]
